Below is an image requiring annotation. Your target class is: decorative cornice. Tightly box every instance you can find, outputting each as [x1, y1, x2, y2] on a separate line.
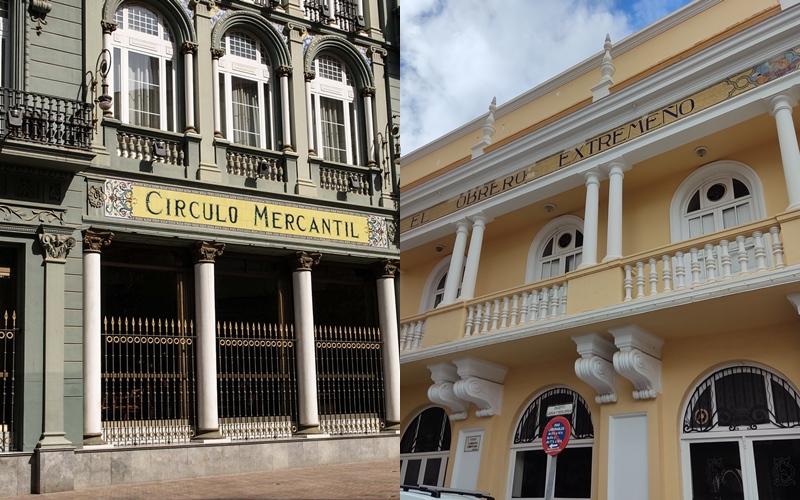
[451, 357, 507, 417]
[376, 259, 398, 278]
[277, 65, 293, 77]
[192, 241, 225, 263]
[291, 251, 321, 271]
[427, 363, 469, 420]
[39, 232, 76, 262]
[100, 20, 118, 34]
[609, 324, 663, 400]
[180, 41, 199, 55]
[572, 333, 617, 404]
[82, 230, 114, 254]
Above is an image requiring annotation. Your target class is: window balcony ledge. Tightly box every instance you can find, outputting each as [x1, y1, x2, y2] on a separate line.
[214, 138, 294, 195]
[309, 155, 384, 207]
[102, 119, 193, 180]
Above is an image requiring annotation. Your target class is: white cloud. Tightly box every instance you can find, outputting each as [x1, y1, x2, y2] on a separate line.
[400, 0, 693, 155]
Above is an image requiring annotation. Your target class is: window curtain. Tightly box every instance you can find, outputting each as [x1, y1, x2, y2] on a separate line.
[128, 52, 161, 129]
[231, 76, 260, 147]
[320, 96, 347, 163]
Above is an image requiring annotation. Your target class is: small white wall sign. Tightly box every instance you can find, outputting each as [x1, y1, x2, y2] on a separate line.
[464, 435, 481, 452]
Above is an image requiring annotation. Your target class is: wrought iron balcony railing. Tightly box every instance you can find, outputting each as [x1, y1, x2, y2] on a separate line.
[0, 88, 93, 151]
[304, 0, 363, 32]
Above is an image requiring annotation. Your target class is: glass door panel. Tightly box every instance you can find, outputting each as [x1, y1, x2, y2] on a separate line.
[689, 441, 744, 500]
[753, 439, 800, 500]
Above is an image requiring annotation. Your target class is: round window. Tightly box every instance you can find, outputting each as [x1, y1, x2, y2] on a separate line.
[706, 183, 726, 202]
[558, 232, 572, 249]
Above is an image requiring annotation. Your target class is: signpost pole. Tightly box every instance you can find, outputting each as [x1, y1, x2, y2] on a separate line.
[544, 455, 557, 500]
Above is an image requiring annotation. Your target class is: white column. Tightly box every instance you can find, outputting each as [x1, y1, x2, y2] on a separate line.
[193, 241, 225, 440]
[292, 251, 322, 433]
[460, 214, 488, 300]
[579, 170, 601, 268]
[769, 94, 800, 210]
[603, 158, 630, 261]
[442, 220, 470, 304]
[357, 0, 364, 17]
[376, 260, 400, 429]
[305, 73, 316, 155]
[82, 230, 114, 446]
[279, 66, 293, 151]
[181, 42, 197, 133]
[211, 48, 223, 136]
[327, 0, 336, 22]
[362, 87, 376, 165]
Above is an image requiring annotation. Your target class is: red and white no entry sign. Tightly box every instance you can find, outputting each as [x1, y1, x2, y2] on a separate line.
[542, 416, 571, 456]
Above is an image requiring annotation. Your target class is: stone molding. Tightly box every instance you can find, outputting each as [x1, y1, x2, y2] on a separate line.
[609, 324, 664, 400]
[39, 232, 76, 263]
[451, 357, 507, 417]
[291, 251, 321, 271]
[572, 333, 617, 404]
[192, 241, 225, 264]
[427, 363, 468, 421]
[82, 230, 114, 254]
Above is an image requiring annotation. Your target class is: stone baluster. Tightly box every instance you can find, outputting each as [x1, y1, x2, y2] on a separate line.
[661, 256, 672, 292]
[649, 258, 658, 296]
[490, 299, 500, 331]
[510, 295, 519, 327]
[529, 291, 539, 322]
[736, 235, 749, 275]
[465, 306, 475, 337]
[482, 301, 491, 332]
[560, 283, 568, 314]
[636, 262, 645, 298]
[624, 265, 633, 301]
[539, 288, 550, 319]
[412, 321, 423, 349]
[550, 284, 560, 317]
[771, 227, 785, 268]
[500, 297, 509, 329]
[690, 248, 701, 284]
[754, 231, 768, 270]
[704, 244, 717, 283]
[719, 240, 732, 278]
[520, 292, 530, 323]
[399, 324, 409, 350]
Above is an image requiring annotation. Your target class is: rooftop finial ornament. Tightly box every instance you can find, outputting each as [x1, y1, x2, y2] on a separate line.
[471, 97, 497, 159]
[592, 34, 616, 102]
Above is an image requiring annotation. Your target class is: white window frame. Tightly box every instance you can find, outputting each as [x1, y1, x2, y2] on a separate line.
[309, 54, 359, 165]
[112, 3, 178, 131]
[526, 215, 585, 284]
[419, 255, 465, 313]
[679, 363, 800, 500]
[218, 30, 275, 150]
[400, 406, 451, 488]
[507, 387, 594, 500]
[670, 161, 766, 243]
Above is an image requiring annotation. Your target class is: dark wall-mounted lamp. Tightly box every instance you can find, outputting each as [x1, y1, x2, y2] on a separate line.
[153, 141, 167, 159]
[87, 49, 113, 131]
[376, 115, 400, 189]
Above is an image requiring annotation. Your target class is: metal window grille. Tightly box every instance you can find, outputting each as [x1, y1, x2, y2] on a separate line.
[400, 407, 451, 454]
[333, 0, 359, 32]
[0, 310, 16, 452]
[303, 0, 325, 24]
[514, 387, 594, 444]
[216, 321, 298, 440]
[101, 316, 196, 446]
[315, 325, 385, 435]
[0, 88, 93, 150]
[683, 365, 800, 433]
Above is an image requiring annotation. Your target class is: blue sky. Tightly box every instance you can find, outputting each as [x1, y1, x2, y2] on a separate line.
[400, 0, 694, 155]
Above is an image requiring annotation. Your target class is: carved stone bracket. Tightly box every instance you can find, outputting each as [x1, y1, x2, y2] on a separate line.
[291, 251, 321, 271]
[572, 333, 617, 404]
[39, 232, 76, 263]
[376, 259, 398, 279]
[29, 0, 52, 36]
[83, 230, 114, 254]
[284, 22, 307, 40]
[367, 46, 388, 61]
[192, 241, 225, 264]
[609, 324, 664, 400]
[451, 357, 507, 418]
[427, 363, 468, 421]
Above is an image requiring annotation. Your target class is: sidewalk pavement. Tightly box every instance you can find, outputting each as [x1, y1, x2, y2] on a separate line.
[12, 458, 399, 500]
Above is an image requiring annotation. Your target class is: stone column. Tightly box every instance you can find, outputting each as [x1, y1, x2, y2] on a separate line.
[459, 214, 488, 300]
[603, 159, 630, 262]
[362, 86, 376, 166]
[278, 65, 293, 151]
[291, 251, 322, 433]
[441, 220, 470, 305]
[768, 94, 800, 210]
[37, 231, 77, 450]
[579, 170, 601, 268]
[192, 241, 225, 440]
[376, 260, 400, 429]
[181, 42, 198, 133]
[82, 230, 114, 446]
[211, 47, 224, 137]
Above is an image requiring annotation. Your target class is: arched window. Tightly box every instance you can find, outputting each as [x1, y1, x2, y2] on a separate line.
[681, 364, 800, 499]
[670, 161, 766, 243]
[218, 30, 276, 150]
[510, 387, 594, 499]
[526, 216, 584, 283]
[400, 407, 451, 487]
[419, 255, 464, 313]
[112, 3, 178, 131]
[310, 54, 360, 165]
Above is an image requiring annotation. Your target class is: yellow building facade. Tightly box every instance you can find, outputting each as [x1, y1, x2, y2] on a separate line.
[400, 1, 800, 499]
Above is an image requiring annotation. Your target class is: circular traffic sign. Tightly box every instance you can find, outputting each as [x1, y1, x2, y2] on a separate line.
[542, 416, 571, 456]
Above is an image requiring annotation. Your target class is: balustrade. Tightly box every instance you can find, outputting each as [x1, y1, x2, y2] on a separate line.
[399, 318, 425, 352]
[319, 165, 370, 195]
[115, 128, 186, 167]
[226, 149, 285, 183]
[101, 316, 196, 446]
[0, 88, 92, 150]
[303, 0, 361, 31]
[464, 282, 568, 337]
[216, 321, 298, 440]
[0, 311, 15, 452]
[314, 325, 384, 435]
[623, 225, 785, 301]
